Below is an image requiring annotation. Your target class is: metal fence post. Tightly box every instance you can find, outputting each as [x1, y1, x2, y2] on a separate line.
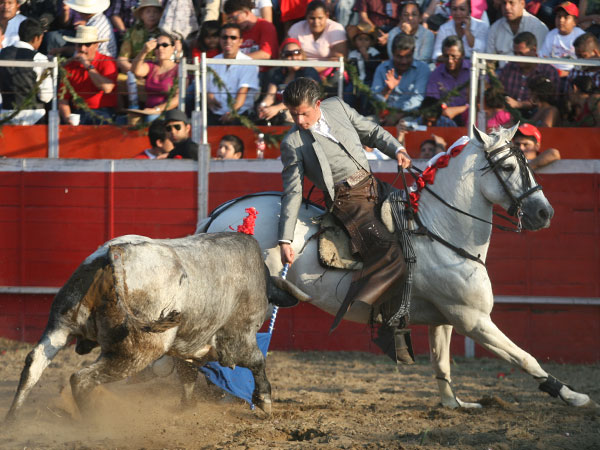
[197, 143, 210, 222]
[337, 56, 344, 98]
[47, 59, 59, 158]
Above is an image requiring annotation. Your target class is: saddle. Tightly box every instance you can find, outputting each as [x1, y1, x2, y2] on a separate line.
[317, 195, 398, 271]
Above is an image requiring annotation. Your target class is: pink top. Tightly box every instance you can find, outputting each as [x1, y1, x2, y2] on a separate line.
[487, 109, 512, 130]
[287, 18, 346, 60]
[145, 62, 178, 108]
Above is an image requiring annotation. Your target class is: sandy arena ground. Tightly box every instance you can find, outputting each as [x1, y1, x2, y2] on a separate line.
[0, 338, 599, 449]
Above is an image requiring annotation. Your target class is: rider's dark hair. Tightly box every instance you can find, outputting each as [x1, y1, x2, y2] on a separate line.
[283, 77, 322, 107]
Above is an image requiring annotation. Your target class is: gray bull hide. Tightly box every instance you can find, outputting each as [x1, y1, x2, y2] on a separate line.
[6, 233, 309, 422]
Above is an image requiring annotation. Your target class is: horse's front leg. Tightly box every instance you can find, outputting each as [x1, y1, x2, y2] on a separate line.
[460, 314, 595, 408]
[428, 325, 482, 409]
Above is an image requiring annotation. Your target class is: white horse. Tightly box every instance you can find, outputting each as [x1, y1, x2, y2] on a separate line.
[199, 125, 595, 409]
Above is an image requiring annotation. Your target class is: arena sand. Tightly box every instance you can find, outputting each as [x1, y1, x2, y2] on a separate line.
[1, 338, 599, 449]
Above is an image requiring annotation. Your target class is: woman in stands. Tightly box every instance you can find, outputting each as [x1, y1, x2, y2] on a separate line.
[131, 31, 179, 121]
[528, 76, 561, 127]
[385, 0, 434, 64]
[287, 0, 347, 74]
[256, 37, 320, 125]
[565, 75, 600, 126]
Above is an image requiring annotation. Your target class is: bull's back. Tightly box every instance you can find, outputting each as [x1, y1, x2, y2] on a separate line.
[109, 233, 268, 328]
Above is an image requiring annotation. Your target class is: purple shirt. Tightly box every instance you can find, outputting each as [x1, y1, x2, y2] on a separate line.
[499, 62, 560, 102]
[425, 59, 471, 107]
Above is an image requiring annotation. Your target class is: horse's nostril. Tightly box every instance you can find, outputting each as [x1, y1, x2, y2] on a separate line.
[538, 208, 549, 221]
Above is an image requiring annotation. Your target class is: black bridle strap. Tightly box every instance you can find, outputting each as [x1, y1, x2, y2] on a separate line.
[412, 212, 486, 265]
[395, 166, 485, 266]
[407, 166, 522, 232]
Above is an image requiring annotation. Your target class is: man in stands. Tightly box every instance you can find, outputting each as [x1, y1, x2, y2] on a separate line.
[164, 109, 199, 160]
[513, 123, 561, 170]
[569, 33, 600, 88]
[426, 36, 470, 125]
[206, 23, 259, 125]
[58, 26, 117, 125]
[500, 32, 560, 115]
[0, 18, 53, 124]
[48, 0, 116, 58]
[135, 119, 174, 159]
[223, 0, 278, 61]
[487, 0, 548, 60]
[371, 34, 430, 125]
[0, 0, 26, 48]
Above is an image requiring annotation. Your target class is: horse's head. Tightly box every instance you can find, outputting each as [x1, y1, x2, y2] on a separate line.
[473, 124, 554, 231]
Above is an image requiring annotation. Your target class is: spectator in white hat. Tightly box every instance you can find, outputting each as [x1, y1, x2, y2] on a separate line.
[48, 0, 116, 58]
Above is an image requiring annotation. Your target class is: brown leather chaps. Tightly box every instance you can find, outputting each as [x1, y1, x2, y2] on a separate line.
[329, 174, 407, 331]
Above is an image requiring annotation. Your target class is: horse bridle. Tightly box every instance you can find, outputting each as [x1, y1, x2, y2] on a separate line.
[395, 141, 543, 265]
[483, 143, 543, 228]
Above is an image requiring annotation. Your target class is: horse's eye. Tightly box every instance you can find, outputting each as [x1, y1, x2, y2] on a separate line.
[501, 164, 514, 173]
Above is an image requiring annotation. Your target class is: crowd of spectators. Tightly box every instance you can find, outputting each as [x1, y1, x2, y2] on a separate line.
[0, 0, 599, 158]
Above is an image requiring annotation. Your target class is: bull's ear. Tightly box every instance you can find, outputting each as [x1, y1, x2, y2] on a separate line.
[472, 125, 494, 150]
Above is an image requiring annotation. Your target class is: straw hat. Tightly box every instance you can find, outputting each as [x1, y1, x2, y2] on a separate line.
[64, 0, 110, 15]
[64, 26, 109, 44]
[346, 22, 377, 43]
[134, 0, 164, 19]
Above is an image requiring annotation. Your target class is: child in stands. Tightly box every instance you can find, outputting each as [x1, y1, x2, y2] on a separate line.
[216, 134, 244, 159]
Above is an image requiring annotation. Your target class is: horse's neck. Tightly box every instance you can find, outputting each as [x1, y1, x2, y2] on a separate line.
[417, 146, 493, 260]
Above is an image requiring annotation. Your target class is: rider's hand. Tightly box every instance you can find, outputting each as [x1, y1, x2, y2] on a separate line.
[279, 242, 295, 265]
[396, 149, 411, 169]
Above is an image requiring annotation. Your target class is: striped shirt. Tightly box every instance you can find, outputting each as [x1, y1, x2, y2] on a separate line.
[87, 13, 118, 58]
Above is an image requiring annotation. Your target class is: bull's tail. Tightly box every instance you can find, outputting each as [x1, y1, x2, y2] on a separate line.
[267, 274, 312, 308]
[5, 327, 71, 423]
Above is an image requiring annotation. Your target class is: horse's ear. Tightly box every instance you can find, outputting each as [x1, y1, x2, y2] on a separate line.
[506, 122, 520, 141]
[472, 125, 494, 150]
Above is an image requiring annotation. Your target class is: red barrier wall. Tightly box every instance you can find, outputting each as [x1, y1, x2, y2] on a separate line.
[0, 160, 598, 362]
[1, 125, 599, 159]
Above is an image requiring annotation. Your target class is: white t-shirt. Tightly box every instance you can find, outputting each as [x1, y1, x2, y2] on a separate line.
[207, 51, 260, 116]
[539, 27, 585, 72]
[252, 0, 272, 18]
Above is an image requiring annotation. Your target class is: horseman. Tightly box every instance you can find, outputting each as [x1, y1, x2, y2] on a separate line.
[278, 77, 413, 362]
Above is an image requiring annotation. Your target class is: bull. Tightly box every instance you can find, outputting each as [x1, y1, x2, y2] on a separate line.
[6, 232, 308, 422]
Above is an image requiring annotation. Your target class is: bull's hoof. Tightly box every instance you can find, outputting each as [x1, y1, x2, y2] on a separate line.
[255, 396, 272, 416]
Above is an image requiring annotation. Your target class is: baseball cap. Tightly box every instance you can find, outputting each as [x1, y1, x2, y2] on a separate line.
[517, 123, 542, 145]
[555, 1, 579, 17]
[164, 109, 190, 125]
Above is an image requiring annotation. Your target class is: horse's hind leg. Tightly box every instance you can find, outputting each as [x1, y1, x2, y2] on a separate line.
[5, 327, 70, 422]
[428, 325, 481, 409]
[460, 314, 593, 407]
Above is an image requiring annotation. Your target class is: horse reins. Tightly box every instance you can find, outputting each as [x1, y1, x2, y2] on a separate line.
[394, 142, 543, 266]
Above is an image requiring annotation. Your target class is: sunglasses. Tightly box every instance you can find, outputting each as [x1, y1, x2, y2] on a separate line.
[157, 42, 172, 48]
[166, 124, 182, 132]
[221, 35, 239, 40]
[282, 49, 302, 57]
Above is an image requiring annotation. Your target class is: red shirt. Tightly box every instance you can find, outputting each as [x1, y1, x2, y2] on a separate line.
[60, 52, 118, 109]
[240, 19, 278, 60]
